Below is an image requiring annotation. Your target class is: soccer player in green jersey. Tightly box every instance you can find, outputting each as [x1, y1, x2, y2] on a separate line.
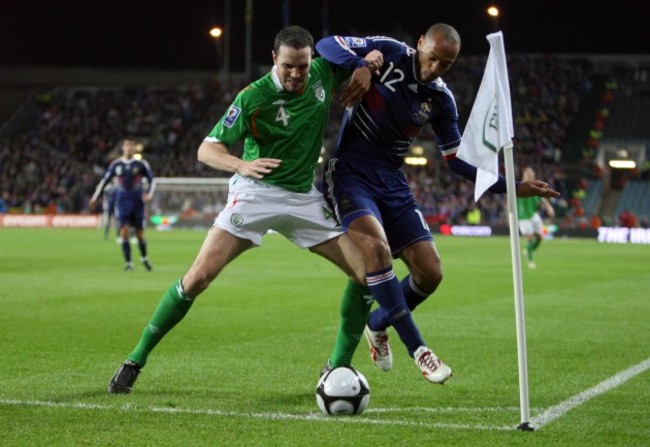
[517, 168, 555, 268]
[106, 26, 384, 393]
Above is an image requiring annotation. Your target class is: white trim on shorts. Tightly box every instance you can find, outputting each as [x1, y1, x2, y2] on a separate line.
[215, 174, 343, 248]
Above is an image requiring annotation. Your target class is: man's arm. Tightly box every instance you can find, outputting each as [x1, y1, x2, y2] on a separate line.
[541, 197, 556, 216]
[316, 36, 373, 70]
[316, 35, 384, 107]
[197, 140, 281, 179]
[445, 152, 560, 199]
[89, 166, 114, 208]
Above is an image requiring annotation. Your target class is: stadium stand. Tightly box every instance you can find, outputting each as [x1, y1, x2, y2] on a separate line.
[1, 56, 648, 230]
[614, 181, 650, 223]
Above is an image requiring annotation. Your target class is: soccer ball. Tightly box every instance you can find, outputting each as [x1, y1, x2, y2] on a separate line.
[315, 366, 370, 416]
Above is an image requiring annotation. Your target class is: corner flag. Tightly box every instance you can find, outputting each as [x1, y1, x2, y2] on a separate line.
[457, 32, 514, 201]
[458, 32, 534, 431]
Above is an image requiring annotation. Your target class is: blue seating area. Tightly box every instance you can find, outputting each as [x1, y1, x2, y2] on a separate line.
[582, 179, 603, 218]
[614, 180, 650, 222]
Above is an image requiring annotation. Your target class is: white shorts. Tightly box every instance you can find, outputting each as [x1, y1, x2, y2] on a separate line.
[215, 174, 343, 248]
[519, 213, 543, 236]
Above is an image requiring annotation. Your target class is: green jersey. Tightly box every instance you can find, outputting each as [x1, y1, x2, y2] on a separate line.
[517, 196, 541, 219]
[207, 58, 349, 193]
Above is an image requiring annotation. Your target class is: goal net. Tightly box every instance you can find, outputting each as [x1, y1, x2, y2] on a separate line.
[150, 177, 230, 229]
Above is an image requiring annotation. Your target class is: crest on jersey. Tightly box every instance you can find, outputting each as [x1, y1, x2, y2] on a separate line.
[414, 101, 433, 125]
[344, 37, 367, 48]
[224, 105, 241, 128]
[313, 81, 325, 102]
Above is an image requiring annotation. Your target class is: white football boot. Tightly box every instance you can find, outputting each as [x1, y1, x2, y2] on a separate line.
[414, 346, 452, 384]
[363, 325, 393, 371]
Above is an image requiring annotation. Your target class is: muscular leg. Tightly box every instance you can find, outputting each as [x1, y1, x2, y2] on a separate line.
[310, 234, 371, 368]
[127, 227, 251, 367]
[346, 215, 425, 356]
[368, 240, 443, 331]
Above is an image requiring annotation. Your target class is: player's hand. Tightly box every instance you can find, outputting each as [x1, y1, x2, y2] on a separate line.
[89, 199, 97, 211]
[340, 68, 372, 108]
[340, 51, 383, 108]
[143, 193, 153, 203]
[517, 180, 560, 199]
[237, 158, 282, 179]
[364, 50, 384, 76]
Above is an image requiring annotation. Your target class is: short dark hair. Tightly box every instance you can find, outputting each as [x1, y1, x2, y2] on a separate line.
[426, 23, 461, 47]
[273, 25, 314, 54]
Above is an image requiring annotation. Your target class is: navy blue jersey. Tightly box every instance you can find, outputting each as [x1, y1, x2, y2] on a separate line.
[316, 35, 462, 169]
[317, 35, 509, 194]
[92, 157, 154, 203]
[92, 157, 154, 230]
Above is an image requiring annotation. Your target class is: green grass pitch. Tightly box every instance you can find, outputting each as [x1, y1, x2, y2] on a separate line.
[1, 228, 648, 446]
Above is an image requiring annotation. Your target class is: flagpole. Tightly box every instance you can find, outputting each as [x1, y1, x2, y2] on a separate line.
[456, 31, 535, 430]
[503, 141, 534, 431]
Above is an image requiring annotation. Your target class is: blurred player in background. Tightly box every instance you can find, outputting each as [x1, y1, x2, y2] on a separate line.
[106, 25, 382, 394]
[317, 24, 559, 382]
[517, 167, 555, 268]
[101, 183, 117, 240]
[90, 138, 155, 271]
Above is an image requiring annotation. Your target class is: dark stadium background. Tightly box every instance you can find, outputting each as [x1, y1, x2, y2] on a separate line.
[1, 0, 649, 236]
[1, 0, 648, 69]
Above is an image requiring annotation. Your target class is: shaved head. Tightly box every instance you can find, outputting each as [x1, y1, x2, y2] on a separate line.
[425, 23, 461, 48]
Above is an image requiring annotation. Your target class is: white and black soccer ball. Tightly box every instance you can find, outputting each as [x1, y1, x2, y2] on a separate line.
[315, 366, 370, 416]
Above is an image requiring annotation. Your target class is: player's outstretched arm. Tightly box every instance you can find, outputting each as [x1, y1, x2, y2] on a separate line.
[446, 155, 560, 199]
[516, 180, 560, 199]
[197, 140, 281, 179]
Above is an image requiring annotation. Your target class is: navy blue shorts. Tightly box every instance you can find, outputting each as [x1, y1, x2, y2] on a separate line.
[115, 196, 145, 230]
[322, 158, 433, 255]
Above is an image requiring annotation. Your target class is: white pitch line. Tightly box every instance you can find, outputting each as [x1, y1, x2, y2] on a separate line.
[5, 358, 647, 432]
[0, 399, 514, 431]
[531, 357, 650, 429]
[366, 406, 535, 414]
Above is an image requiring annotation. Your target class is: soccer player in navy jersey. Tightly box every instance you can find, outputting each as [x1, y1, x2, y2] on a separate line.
[317, 24, 559, 383]
[90, 138, 155, 271]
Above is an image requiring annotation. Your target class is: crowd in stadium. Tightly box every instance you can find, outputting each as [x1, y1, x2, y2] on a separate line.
[0, 52, 632, 228]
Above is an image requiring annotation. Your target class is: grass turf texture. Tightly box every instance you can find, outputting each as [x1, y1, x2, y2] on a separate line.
[0, 228, 648, 446]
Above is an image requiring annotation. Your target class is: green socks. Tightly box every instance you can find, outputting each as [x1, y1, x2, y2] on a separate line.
[127, 280, 194, 367]
[329, 280, 373, 368]
[526, 238, 542, 260]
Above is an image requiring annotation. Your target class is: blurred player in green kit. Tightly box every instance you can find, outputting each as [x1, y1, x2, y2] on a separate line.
[107, 25, 385, 393]
[517, 167, 555, 269]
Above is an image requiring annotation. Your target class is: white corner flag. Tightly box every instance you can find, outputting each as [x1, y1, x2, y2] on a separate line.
[458, 32, 534, 431]
[457, 32, 514, 201]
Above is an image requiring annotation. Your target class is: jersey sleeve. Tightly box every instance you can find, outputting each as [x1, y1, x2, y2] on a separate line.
[205, 88, 253, 147]
[315, 35, 375, 70]
[312, 57, 352, 92]
[428, 82, 462, 155]
[90, 161, 116, 202]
